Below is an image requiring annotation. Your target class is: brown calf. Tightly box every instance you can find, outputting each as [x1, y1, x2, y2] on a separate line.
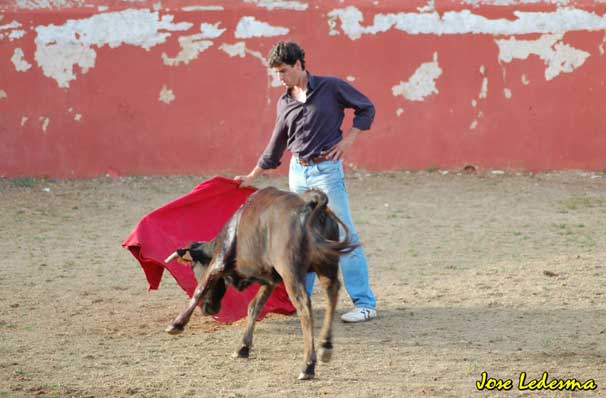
[164, 187, 357, 380]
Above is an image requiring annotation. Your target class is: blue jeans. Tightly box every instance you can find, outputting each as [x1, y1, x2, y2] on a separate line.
[289, 156, 377, 310]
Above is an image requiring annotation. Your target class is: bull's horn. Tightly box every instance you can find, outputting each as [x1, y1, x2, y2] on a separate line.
[164, 252, 179, 263]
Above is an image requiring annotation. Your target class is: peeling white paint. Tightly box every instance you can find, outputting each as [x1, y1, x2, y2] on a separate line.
[200, 22, 226, 39]
[599, 32, 606, 55]
[0, 90, 7, 99]
[470, 67, 487, 128]
[40, 116, 50, 132]
[327, 6, 606, 39]
[470, 111, 483, 130]
[16, 1, 86, 8]
[396, 108, 404, 116]
[521, 73, 530, 85]
[220, 42, 246, 58]
[159, 85, 175, 104]
[34, 9, 192, 88]
[182, 5, 224, 11]
[12, 48, 32, 72]
[21, 116, 28, 126]
[8, 30, 26, 40]
[0, 21, 22, 31]
[74, 113, 82, 121]
[219, 42, 281, 87]
[392, 52, 442, 101]
[244, 0, 308, 10]
[479, 76, 488, 99]
[98, 5, 108, 11]
[346, 76, 356, 82]
[496, 34, 590, 80]
[162, 22, 223, 66]
[162, 35, 213, 66]
[235, 17, 289, 39]
[463, 0, 571, 5]
[504, 88, 512, 98]
[417, 0, 435, 13]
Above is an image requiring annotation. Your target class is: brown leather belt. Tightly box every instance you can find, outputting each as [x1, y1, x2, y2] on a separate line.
[296, 154, 330, 166]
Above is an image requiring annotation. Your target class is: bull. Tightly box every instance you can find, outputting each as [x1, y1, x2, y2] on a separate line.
[164, 187, 357, 380]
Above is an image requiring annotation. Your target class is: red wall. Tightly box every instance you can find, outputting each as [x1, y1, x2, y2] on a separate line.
[1, 0, 605, 177]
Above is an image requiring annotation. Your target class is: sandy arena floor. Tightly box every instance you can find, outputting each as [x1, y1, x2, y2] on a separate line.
[1, 170, 605, 398]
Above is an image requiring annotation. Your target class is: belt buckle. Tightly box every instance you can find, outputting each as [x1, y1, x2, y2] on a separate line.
[297, 157, 310, 166]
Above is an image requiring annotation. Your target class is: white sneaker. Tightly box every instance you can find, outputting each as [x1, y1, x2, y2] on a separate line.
[340, 307, 377, 323]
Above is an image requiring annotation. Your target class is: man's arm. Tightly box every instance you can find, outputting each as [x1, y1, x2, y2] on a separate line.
[336, 79, 375, 132]
[325, 79, 375, 161]
[325, 127, 361, 161]
[235, 106, 287, 187]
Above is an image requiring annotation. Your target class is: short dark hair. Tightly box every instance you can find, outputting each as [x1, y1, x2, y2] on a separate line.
[267, 41, 306, 70]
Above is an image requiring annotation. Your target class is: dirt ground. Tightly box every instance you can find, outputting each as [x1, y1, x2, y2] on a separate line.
[1, 170, 606, 398]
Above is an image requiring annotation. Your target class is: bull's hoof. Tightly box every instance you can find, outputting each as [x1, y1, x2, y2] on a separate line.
[297, 371, 315, 381]
[165, 324, 184, 335]
[232, 346, 250, 359]
[297, 361, 316, 380]
[319, 347, 332, 363]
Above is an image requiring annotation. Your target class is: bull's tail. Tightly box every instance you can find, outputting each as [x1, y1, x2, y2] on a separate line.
[301, 189, 359, 260]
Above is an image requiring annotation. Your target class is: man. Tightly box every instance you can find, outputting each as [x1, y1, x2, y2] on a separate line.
[235, 41, 376, 323]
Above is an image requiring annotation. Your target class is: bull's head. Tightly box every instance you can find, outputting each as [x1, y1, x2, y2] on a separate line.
[164, 242, 227, 316]
[165, 242, 213, 279]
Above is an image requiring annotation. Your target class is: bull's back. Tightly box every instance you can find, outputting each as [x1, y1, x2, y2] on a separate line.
[235, 188, 308, 271]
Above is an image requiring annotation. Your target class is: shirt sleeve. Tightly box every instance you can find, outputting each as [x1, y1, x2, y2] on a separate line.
[335, 79, 376, 131]
[257, 108, 288, 170]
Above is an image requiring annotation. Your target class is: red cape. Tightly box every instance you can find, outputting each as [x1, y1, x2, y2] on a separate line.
[122, 176, 296, 323]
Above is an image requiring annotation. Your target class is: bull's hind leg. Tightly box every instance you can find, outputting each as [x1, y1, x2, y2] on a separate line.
[316, 272, 340, 363]
[233, 284, 275, 359]
[282, 273, 316, 380]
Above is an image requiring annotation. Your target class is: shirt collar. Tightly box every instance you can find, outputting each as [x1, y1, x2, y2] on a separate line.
[306, 72, 316, 91]
[282, 71, 315, 101]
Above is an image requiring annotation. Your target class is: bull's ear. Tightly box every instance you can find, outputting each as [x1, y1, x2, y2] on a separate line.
[176, 248, 193, 262]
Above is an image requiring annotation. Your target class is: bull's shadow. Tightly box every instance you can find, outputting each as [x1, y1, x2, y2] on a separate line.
[257, 305, 606, 381]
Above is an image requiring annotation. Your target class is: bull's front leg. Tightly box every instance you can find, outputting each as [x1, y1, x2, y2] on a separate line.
[233, 284, 275, 359]
[165, 273, 219, 334]
[165, 282, 207, 334]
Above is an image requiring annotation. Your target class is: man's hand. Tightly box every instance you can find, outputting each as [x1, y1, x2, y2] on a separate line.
[325, 127, 361, 161]
[235, 166, 264, 187]
[234, 174, 254, 187]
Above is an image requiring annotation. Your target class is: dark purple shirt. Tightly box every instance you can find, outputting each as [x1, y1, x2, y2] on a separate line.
[257, 73, 375, 170]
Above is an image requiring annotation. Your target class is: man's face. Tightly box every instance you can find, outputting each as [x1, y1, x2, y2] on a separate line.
[272, 61, 302, 88]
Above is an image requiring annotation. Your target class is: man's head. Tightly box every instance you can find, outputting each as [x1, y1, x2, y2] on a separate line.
[267, 41, 306, 88]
